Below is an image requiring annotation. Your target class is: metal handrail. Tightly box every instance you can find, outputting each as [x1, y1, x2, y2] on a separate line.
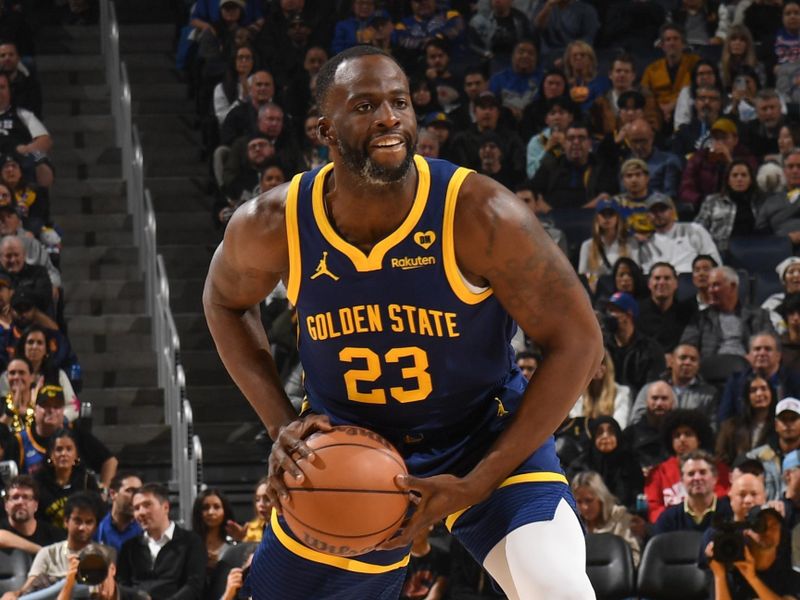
[101, 0, 201, 523]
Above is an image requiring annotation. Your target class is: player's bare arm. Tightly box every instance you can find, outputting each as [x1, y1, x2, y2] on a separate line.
[203, 185, 332, 506]
[382, 173, 603, 548]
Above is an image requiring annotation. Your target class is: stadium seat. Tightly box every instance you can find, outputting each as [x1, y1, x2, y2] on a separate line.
[699, 354, 750, 391]
[676, 273, 695, 301]
[727, 236, 792, 275]
[585, 533, 635, 600]
[751, 270, 784, 306]
[549, 208, 595, 263]
[636, 531, 707, 600]
[0, 549, 32, 593]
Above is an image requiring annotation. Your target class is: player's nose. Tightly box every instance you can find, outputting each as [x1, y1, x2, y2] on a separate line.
[373, 100, 400, 128]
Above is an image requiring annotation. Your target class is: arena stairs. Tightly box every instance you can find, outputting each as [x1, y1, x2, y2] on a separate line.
[38, 11, 265, 517]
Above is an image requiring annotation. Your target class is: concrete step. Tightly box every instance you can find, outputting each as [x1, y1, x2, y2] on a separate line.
[47, 99, 110, 116]
[83, 366, 157, 388]
[93, 424, 169, 453]
[80, 386, 163, 407]
[65, 298, 146, 315]
[40, 83, 109, 101]
[52, 194, 127, 216]
[47, 114, 113, 134]
[60, 263, 141, 281]
[57, 213, 131, 233]
[69, 332, 153, 353]
[62, 279, 144, 300]
[66, 314, 151, 335]
[174, 313, 214, 349]
[60, 245, 139, 264]
[81, 350, 155, 371]
[49, 147, 121, 166]
[50, 178, 125, 199]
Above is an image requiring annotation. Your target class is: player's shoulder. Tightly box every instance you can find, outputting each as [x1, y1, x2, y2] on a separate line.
[223, 180, 293, 271]
[454, 171, 532, 231]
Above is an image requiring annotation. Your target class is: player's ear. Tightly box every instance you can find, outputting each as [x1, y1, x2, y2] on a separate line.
[318, 117, 336, 145]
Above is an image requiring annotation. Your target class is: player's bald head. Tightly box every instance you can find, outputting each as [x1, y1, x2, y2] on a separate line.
[315, 46, 406, 115]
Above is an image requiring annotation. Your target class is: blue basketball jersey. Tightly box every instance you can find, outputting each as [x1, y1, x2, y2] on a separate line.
[285, 155, 554, 475]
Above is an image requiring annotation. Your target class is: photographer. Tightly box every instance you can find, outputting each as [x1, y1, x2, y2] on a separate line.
[701, 474, 800, 599]
[57, 543, 148, 600]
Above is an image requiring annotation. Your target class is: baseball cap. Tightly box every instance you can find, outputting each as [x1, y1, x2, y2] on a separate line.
[620, 158, 649, 176]
[10, 289, 35, 311]
[545, 95, 575, 115]
[595, 198, 620, 214]
[782, 449, 800, 471]
[479, 130, 502, 147]
[711, 118, 737, 136]
[475, 91, 500, 109]
[608, 292, 640, 319]
[220, 0, 245, 8]
[617, 90, 646, 111]
[0, 151, 22, 167]
[36, 384, 65, 407]
[423, 112, 452, 128]
[645, 193, 675, 210]
[775, 256, 800, 281]
[776, 397, 800, 416]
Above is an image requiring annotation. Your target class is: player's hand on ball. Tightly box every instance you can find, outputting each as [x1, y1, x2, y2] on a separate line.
[267, 414, 333, 511]
[377, 473, 474, 550]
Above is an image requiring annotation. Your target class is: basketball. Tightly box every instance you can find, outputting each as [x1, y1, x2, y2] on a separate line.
[280, 425, 410, 557]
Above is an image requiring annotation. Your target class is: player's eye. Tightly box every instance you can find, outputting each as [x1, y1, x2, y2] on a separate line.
[355, 103, 373, 113]
[394, 98, 409, 109]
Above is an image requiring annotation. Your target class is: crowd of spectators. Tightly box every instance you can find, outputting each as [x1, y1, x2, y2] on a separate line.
[174, 0, 800, 598]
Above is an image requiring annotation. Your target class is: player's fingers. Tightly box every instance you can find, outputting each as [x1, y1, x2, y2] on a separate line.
[273, 444, 306, 483]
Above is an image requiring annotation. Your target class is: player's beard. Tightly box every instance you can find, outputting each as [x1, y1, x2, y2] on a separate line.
[336, 135, 416, 185]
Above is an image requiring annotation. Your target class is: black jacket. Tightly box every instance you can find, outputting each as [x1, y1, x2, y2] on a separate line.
[118, 525, 206, 600]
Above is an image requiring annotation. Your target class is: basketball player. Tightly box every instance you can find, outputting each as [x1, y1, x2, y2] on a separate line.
[203, 46, 602, 600]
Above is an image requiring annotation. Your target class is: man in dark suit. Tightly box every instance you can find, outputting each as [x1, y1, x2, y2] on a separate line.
[117, 483, 205, 600]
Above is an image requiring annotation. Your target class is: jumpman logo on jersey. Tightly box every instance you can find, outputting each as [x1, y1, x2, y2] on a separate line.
[310, 251, 339, 281]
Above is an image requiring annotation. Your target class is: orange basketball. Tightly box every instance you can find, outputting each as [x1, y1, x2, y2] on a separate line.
[280, 425, 409, 557]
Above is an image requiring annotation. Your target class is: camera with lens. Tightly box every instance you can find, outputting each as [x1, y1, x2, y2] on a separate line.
[77, 544, 112, 586]
[711, 506, 777, 565]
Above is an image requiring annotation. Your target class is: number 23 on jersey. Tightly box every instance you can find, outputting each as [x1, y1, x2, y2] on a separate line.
[339, 346, 433, 404]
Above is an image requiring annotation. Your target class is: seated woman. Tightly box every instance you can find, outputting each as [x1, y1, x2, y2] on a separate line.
[694, 159, 762, 253]
[716, 374, 777, 466]
[0, 326, 79, 422]
[227, 477, 269, 543]
[34, 428, 100, 528]
[569, 352, 632, 429]
[568, 416, 643, 510]
[571, 470, 642, 567]
[595, 256, 647, 304]
[562, 41, 610, 112]
[0, 357, 36, 433]
[0, 151, 50, 237]
[192, 488, 237, 600]
[762, 257, 800, 334]
[644, 409, 730, 523]
[578, 200, 638, 296]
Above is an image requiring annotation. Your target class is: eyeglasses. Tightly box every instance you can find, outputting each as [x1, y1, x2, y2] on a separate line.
[7, 493, 34, 502]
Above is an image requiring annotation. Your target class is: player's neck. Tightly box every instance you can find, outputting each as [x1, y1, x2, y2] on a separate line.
[325, 165, 418, 248]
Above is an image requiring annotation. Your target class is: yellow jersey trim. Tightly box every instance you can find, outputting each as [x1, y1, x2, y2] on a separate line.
[285, 173, 304, 305]
[444, 471, 568, 531]
[310, 155, 431, 272]
[442, 168, 492, 305]
[270, 510, 411, 573]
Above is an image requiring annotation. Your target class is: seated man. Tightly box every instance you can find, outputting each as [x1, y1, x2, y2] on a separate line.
[747, 397, 800, 501]
[622, 380, 674, 474]
[1, 475, 65, 549]
[525, 95, 574, 179]
[57, 543, 149, 600]
[702, 474, 800, 599]
[605, 291, 666, 397]
[0, 236, 53, 315]
[117, 483, 205, 600]
[638, 263, 699, 352]
[94, 472, 143, 554]
[671, 85, 724, 160]
[631, 343, 717, 425]
[653, 449, 725, 534]
[680, 266, 775, 359]
[783, 449, 800, 531]
[757, 148, 800, 244]
[1, 492, 99, 599]
[622, 118, 681, 199]
[647, 195, 722, 274]
[718, 331, 800, 423]
[530, 120, 618, 209]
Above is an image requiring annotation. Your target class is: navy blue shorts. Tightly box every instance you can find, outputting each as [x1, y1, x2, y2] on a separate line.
[245, 460, 575, 599]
